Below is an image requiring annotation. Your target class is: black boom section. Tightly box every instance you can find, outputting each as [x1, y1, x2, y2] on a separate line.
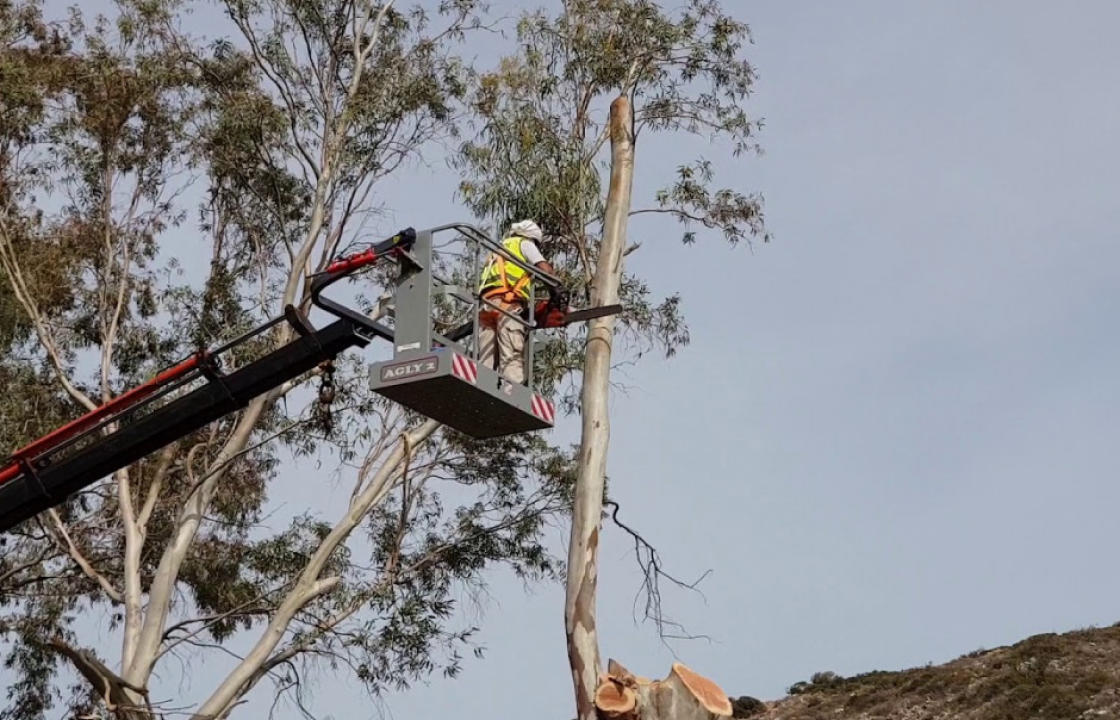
[0, 319, 370, 533]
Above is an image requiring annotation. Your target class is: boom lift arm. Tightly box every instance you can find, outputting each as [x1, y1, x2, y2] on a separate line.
[0, 228, 416, 534]
[0, 221, 622, 535]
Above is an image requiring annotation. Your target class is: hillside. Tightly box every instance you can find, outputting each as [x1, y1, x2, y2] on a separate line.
[730, 623, 1120, 720]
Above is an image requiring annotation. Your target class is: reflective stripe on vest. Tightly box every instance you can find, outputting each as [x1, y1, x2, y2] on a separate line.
[479, 236, 532, 302]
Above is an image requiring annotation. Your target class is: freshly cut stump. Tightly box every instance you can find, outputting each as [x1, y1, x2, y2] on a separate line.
[594, 674, 637, 720]
[594, 660, 732, 720]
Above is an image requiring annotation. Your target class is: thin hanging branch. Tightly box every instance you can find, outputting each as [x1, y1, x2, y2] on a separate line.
[603, 500, 712, 645]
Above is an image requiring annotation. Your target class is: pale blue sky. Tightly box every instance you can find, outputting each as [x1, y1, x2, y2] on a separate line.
[376, 0, 1120, 713]
[12, 1, 1120, 718]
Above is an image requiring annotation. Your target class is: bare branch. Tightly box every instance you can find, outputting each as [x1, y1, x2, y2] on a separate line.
[629, 207, 708, 223]
[227, 7, 321, 183]
[119, 465, 145, 671]
[0, 224, 97, 412]
[157, 583, 292, 663]
[128, 397, 272, 686]
[603, 500, 711, 648]
[0, 546, 53, 587]
[138, 443, 178, 531]
[99, 231, 131, 402]
[193, 419, 439, 720]
[43, 510, 123, 603]
[47, 636, 152, 716]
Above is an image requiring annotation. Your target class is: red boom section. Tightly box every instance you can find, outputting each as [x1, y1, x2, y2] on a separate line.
[325, 248, 379, 274]
[0, 464, 19, 485]
[0, 354, 204, 486]
[323, 241, 410, 275]
[0, 228, 416, 495]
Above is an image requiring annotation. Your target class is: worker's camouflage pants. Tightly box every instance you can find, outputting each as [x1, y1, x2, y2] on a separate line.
[478, 311, 526, 384]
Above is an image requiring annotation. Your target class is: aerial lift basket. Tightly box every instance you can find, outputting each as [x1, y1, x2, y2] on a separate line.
[342, 224, 558, 438]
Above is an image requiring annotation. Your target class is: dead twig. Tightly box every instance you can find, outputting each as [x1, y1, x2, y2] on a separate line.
[603, 499, 713, 649]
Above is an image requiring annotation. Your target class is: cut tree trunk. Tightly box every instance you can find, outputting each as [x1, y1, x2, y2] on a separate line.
[565, 93, 635, 720]
[594, 659, 733, 720]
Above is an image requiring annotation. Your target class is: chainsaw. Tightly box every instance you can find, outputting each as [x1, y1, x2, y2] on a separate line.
[441, 290, 622, 342]
[533, 290, 622, 329]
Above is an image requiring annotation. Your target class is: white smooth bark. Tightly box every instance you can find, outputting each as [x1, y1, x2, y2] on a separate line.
[125, 401, 269, 689]
[124, 5, 397, 687]
[192, 419, 439, 720]
[565, 94, 635, 720]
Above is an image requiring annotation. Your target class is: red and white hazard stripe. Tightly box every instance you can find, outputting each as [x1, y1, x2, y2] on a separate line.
[451, 354, 478, 384]
[530, 394, 556, 423]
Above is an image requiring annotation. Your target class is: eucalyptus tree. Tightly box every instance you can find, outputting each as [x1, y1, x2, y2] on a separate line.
[0, 1, 575, 718]
[455, 1, 768, 717]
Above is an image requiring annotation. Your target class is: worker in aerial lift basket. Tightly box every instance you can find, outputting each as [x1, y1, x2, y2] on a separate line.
[477, 219, 558, 384]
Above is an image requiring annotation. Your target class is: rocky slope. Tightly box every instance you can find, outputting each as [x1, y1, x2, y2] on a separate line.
[731, 623, 1120, 720]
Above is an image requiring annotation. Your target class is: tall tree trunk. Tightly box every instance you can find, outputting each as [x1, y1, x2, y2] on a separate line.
[192, 418, 440, 720]
[565, 94, 635, 720]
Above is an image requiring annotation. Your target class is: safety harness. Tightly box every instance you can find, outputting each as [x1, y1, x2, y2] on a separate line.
[479, 236, 533, 327]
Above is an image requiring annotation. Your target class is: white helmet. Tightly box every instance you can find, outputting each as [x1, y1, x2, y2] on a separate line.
[510, 219, 543, 242]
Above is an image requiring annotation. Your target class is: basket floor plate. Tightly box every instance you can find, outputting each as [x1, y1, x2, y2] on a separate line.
[375, 374, 549, 438]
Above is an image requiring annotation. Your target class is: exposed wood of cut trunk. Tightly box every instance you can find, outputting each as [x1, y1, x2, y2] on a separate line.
[594, 660, 732, 720]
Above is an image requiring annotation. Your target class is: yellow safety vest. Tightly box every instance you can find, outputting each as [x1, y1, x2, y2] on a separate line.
[479, 236, 532, 303]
